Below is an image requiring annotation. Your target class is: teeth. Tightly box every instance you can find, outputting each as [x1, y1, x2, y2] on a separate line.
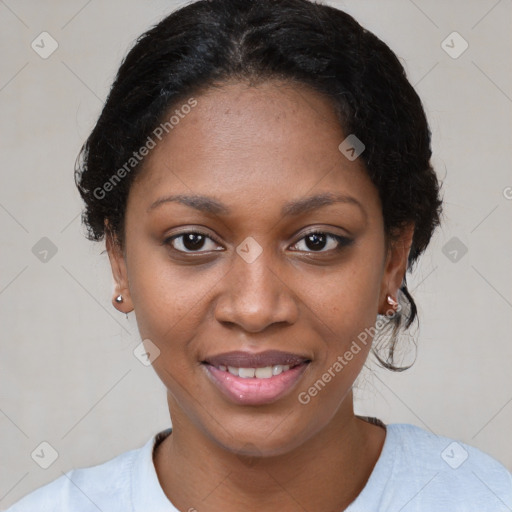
[220, 364, 293, 378]
[255, 366, 273, 378]
[272, 364, 289, 375]
[238, 367, 256, 378]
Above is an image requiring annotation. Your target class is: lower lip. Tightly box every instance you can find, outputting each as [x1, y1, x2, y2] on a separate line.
[203, 363, 309, 406]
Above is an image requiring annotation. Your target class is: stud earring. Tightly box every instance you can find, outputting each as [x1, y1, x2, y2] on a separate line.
[115, 295, 123, 303]
[386, 294, 398, 308]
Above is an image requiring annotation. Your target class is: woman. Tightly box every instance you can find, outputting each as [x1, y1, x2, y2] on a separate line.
[7, 0, 511, 510]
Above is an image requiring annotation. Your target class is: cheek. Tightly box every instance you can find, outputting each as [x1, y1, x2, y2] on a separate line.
[128, 262, 207, 401]
[303, 251, 383, 339]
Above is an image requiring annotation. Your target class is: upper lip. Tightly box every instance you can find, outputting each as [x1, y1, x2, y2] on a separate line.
[203, 350, 310, 368]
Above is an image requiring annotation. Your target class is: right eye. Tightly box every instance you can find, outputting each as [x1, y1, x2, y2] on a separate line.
[164, 231, 224, 254]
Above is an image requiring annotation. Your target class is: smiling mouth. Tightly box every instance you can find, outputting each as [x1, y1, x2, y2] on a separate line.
[201, 350, 311, 405]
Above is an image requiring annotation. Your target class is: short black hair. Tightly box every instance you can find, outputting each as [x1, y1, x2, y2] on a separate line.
[74, 0, 443, 371]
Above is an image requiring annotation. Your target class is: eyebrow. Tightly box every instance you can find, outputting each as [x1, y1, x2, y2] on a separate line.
[147, 194, 230, 215]
[147, 192, 366, 219]
[281, 192, 366, 218]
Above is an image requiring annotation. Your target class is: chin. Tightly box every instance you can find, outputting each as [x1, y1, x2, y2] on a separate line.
[205, 411, 321, 459]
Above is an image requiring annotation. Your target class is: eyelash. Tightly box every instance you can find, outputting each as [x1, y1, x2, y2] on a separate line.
[163, 230, 353, 255]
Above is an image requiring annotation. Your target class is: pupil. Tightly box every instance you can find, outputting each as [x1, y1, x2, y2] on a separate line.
[306, 233, 326, 251]
[184, 233, 205, 251]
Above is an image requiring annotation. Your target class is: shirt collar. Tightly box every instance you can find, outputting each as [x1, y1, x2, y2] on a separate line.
[131, 428, 178, 512]
[345, 422, 396, 510]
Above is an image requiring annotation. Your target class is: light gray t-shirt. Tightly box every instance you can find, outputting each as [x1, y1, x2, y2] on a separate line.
[5, 422, 512, 511]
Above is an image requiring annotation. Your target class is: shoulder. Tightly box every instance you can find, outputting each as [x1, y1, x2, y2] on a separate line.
[4, 444, 141, 512]
[388, 423, 510, 474]
[383, 423, 512, 509]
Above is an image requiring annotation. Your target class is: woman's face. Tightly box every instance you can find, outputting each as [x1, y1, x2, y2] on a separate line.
[108, 80, 411, 456]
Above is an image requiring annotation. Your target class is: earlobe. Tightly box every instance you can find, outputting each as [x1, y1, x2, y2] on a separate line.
[105, 227, 134, 314]
[378, 222, 415, 315]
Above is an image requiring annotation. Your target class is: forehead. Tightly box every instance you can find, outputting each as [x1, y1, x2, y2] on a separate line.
[148, 80, 345, 166]
[129, 80, 378, 217]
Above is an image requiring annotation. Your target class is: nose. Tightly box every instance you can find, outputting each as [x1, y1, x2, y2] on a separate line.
[213, 246, 299, 333]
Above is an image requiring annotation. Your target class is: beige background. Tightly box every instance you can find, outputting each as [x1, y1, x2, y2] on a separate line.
[1, 0, 511, 508]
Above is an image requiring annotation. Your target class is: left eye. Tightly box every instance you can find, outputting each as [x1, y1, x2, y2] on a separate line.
[165, 232, 222, 253]
[290, 232, 352, 253]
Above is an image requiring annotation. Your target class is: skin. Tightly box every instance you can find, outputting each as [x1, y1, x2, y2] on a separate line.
[106, 79, 414, 511]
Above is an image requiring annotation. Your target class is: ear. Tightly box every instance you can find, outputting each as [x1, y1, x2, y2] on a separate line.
[105, 225, 134, 314]
[378, 222, 415, 315]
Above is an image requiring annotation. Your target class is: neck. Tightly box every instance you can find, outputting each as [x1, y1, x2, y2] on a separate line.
[154, 391, 385, 512]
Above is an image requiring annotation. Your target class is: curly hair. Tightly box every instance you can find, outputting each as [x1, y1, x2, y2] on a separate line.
[74, 0, 443, 371]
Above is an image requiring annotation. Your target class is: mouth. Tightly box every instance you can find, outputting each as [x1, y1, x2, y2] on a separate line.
[201, 350, 311, 406]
